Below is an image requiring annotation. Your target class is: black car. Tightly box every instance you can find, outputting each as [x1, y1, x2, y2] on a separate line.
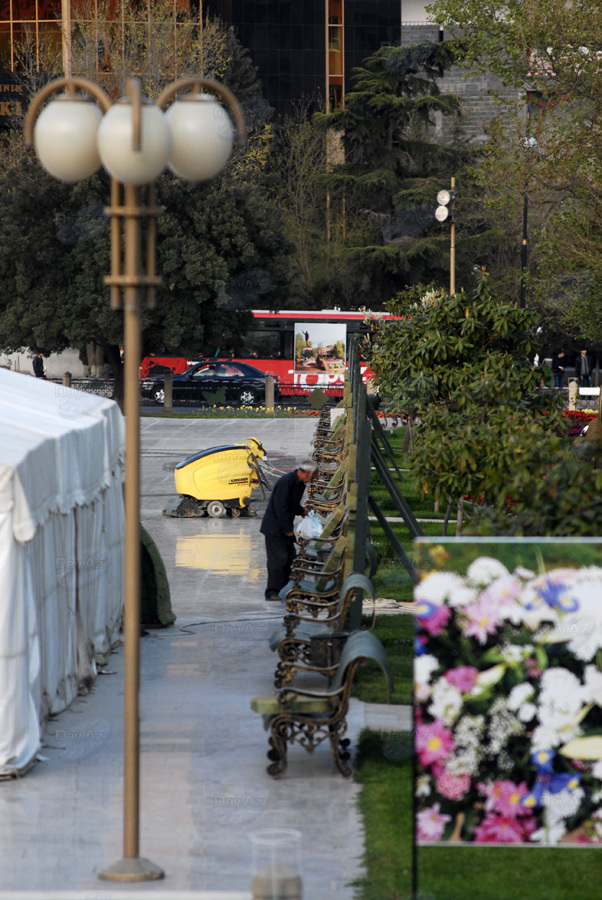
[141, 360, 279, 406]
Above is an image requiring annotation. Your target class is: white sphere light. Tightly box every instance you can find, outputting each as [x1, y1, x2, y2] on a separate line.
[34, 95, 102, 183]
[97, 101, 172, 185]
[166, 95, 234, 182]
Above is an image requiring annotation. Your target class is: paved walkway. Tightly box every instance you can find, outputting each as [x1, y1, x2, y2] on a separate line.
[0, 417, 406, 900]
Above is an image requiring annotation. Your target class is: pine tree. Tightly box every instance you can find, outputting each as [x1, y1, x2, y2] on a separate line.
[315, 42, 468, 305]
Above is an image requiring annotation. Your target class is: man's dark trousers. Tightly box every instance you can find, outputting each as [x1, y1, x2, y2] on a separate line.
[264, 533, 296, 598]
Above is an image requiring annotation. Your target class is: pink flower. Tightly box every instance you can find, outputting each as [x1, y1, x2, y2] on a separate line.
[461, 595, 503, 644]
[416, 720, 456, 767]
[473, 814, 525, 843]
[436, 769, 471, 801]
[481, 574, 523, 608]
[444, 666, 479, 693]
[525, 658, 542, 678]
[477, 780, 532, 818]
[418, 604, 452, 636]
[417, 803, 451, 841]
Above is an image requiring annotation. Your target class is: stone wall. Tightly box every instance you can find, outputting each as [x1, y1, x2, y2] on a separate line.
[401, 24, 524, 146]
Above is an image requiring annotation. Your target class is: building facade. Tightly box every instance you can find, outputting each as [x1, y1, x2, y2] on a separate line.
[204, 0, 401, 115]
[0, 1, 519, 141]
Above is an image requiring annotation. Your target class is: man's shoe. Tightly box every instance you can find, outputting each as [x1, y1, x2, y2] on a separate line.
[265, 593, 281, 602]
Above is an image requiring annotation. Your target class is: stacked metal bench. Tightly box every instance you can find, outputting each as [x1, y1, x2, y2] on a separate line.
[251, 401, 393, 776]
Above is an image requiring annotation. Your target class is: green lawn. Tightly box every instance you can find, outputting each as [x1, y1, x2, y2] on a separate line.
[352, 614, 413, 705]
[352, 730, 413, 900]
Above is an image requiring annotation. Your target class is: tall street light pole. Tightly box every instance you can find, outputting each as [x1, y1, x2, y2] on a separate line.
[24, 73, 245, 883]
[520, 194, 528, 309]
[435, 177, 456, 294]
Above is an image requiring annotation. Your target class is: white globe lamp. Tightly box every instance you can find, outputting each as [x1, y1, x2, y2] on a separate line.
[166, 94, 234, 181]
[33, 94, 102, 183]
[97, 100, 172, 185]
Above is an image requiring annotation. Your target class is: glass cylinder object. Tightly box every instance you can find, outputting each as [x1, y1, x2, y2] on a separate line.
[97, 100, 172, 185]
[249, 829, 302, 900]
[33, 94, 102, 183]
[166, 94, 234, 181]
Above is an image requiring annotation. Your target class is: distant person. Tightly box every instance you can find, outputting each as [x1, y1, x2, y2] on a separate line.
[32, 353, 45, 378]
[119, 345, 125, 364]
[551, 350, 566, 388]
[574, 349, 592, 387]
[260, 460, 318, 601]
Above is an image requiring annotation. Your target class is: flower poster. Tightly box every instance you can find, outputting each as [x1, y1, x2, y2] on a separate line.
[414, 538, 602, 847]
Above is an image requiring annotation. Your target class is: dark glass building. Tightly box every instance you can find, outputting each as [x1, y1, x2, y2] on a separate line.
[204, 0, 401, 116]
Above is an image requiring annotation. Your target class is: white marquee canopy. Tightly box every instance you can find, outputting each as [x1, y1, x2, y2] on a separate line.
[0, 369, 125, 776]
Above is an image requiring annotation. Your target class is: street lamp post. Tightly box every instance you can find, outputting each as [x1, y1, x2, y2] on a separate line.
[435, 177, 456, 295]
[24, 74, 245, 882]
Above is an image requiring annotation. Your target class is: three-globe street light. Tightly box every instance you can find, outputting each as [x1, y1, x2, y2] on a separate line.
[24, 74, 245, 882]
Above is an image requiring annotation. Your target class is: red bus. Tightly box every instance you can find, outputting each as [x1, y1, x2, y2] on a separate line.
[140, 308, 395, 395]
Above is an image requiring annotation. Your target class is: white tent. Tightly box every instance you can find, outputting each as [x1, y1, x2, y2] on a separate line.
[0, 370, 125, 776]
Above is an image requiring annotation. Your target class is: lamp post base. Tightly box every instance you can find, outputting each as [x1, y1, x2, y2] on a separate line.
[98, 857, 165, 882]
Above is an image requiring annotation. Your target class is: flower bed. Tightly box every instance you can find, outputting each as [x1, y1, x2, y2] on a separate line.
[414, 555, 602, 845]
[563, 409, 597, 436]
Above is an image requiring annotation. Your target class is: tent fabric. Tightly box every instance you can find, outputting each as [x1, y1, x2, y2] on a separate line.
[0, 370, 125, 776]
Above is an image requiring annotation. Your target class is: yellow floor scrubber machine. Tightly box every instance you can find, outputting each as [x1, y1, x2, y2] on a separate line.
[163, 437, 270, 518]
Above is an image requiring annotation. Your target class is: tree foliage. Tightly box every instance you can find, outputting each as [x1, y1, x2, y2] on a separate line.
[365, 275, 566, 522]
[312, 42, 471, 305]
[0, 6, 291, 395]
[428, 0, 602, 346]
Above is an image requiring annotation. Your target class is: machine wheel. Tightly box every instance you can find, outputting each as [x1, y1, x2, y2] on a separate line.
[238, 387, 257, 406]
[227, 507, 242, 519]
[152, 386, 165, 404]
[207, 500, 225, 518]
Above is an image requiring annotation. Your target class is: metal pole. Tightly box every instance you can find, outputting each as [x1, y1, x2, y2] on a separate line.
[450, 176, 455, 295]
[61, 0, 72, 77]
[99, 183, 163, 883]
[520, 194, 528, 309]
[123, 181, 142, 861]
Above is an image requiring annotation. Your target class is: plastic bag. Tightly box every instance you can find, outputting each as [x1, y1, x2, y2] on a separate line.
[294, 510, 324, 540]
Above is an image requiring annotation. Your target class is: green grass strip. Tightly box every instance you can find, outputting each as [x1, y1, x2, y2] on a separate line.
[352, 730, 414, 900]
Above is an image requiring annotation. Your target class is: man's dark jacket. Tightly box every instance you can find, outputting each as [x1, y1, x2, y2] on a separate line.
[260, 470, 305, 536]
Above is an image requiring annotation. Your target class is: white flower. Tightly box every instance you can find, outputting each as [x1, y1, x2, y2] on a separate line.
[533, 667, 588, 748]
[466, 557, 509, 587]
[593, 760, 602, 780]
[517, 702, 538, 723]
[428, 679, 463, 727]
[583, 665, 602, 706]
[446, 584, 478, 608]
[530, 822, 567, 845]
[513, 565, 536, 581]
[506, 588, 559, 630]
[508, 683, 535, 710]
[564, 592, 602, 661]
[415, 571, 467, 606]
[470, 664, 506, 697]
[415, 654, 439, 686]
[416, 775, 431, 797]
[414, 654, 439, 702]
[543, 787, 584, 823]
[485, 697, 524, 755]
[532, 723, 566, 752]
[446, 751, 479, 777]
[499, 642, 534, 664]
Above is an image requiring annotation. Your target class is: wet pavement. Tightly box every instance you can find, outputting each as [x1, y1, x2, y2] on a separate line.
[0, 417, 392, 899]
